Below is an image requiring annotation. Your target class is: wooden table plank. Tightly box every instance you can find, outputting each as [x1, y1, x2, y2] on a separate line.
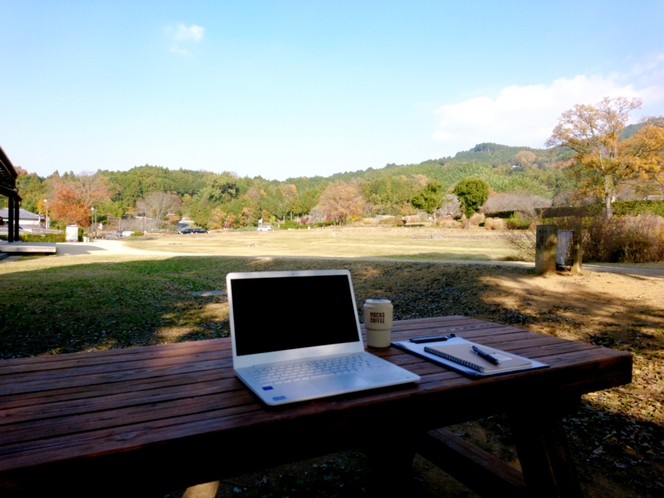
[0, 316, 632, 497]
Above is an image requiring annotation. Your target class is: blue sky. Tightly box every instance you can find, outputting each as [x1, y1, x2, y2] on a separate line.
[2, 1, 663, 181]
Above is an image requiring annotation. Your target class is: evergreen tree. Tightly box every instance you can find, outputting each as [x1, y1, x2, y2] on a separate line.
[453, 177, 489, 217]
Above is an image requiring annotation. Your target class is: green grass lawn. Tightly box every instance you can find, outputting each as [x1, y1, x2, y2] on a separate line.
[1, 239, 662, 497]
[124, 226, 515, 261]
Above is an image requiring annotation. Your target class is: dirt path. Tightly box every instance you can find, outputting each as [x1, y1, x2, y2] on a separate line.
[50, 239, 664, 278]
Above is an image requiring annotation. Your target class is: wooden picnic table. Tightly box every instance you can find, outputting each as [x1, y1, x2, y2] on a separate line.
[0, 316, 632, 497]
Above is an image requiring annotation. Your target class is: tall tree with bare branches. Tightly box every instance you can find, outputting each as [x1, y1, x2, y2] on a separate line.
[135, 192, 182, 229]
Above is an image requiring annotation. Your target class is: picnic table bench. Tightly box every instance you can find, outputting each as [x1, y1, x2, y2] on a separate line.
[0, 316, 632, 497]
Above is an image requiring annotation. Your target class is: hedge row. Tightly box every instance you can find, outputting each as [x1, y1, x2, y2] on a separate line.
[0, 233, 66, 243]
[487, 200, 664, 219]
[482, 210, 517, 219]
[611, 200, 664, 217]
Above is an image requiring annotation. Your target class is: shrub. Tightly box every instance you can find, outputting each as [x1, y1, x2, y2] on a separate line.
[440, 219, 463, 229]
[583, 215, 664, 263]
[469, 212, 485, 226]
[278, 221, 307, 230]
[484, 218, 505, 231]
[502, 215, 664, 263]
[501, 228, 536, 261]
[378, 216, 397, 226]
[505, 213, 532, 230]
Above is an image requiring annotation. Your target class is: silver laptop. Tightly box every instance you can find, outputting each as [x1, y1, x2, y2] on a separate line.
[227, 269, 420, 406]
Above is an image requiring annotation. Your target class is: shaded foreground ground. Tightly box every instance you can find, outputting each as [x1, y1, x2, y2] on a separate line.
[0, 254, 662, 497]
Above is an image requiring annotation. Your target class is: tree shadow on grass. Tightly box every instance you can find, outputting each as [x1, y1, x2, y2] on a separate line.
[1, 256, 663, 496]
[381, 252, 510, 261]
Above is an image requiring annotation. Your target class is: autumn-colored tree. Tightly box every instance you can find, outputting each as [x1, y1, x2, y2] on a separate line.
[50, 172, 111, 226]
[546, 97, 664, 218]
[208, 208, 227, 230]
[280, 184, 300, 220]
[512, 150, 537, 168]
[626, 117, 664, 197]
[313, 181, 365, 224]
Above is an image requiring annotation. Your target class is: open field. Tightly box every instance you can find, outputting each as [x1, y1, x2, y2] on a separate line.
[0, 236, 663, 497]
[122, 226, 515, 261]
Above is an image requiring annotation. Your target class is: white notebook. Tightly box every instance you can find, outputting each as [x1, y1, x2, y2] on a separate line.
[392, 335, 547, 377]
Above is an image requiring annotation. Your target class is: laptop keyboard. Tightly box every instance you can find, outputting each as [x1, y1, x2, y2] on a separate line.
[249, 354, 387, 386]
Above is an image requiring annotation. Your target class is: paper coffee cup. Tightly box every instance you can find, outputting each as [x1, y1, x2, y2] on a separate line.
[364, 299, 393, 348]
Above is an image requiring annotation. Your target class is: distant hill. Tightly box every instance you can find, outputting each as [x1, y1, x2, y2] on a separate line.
[621, 122, 647, 140]
[451, 142, 572, 168]
[283, 143, 572, 199]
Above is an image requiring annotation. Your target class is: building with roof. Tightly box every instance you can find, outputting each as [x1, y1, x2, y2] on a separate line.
[0, 207, 41, 232]
[0, 147, 22, 242]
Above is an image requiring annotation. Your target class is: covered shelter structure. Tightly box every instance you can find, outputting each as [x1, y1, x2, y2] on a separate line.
[0, 146, 22, 243]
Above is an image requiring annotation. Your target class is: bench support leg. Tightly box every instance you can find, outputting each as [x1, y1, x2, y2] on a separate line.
[361, 431, 417, 493]
[509, 412, 583, 498]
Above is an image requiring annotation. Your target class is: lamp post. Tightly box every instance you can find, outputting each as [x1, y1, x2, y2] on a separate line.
[91, 207, 96, 239]
[43, 199, 49, 230]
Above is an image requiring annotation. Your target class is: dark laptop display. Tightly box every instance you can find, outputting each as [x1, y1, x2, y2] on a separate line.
[230, 274, 359, 356]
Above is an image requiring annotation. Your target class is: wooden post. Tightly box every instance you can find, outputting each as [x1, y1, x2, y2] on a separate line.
[535, 225, 557, 275]
[7, 196, 14, 243]
[571, 224, 583, 274]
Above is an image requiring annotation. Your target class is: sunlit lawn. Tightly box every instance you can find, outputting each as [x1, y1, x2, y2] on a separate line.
[124, 226, 515, 261]
[1, 233, 662, 496]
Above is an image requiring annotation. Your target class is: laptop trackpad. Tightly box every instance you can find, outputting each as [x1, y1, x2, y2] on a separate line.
[280, 374, 371, 398]
[324, 373, 371, 391]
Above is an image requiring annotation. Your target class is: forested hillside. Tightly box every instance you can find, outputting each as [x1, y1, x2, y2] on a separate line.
[7, 113, 662, 231]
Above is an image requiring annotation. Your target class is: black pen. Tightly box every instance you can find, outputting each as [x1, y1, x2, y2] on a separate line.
[410, 334, 456, 344]
[472, 345, 501, 365]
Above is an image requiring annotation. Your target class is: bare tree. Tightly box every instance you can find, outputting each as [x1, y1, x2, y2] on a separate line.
[436, 194, 461, 218]
[136, 192, 182, 229]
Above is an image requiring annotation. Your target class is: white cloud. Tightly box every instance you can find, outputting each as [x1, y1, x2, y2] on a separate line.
[170, 45, 190, 56]
[169, 24, 204, 55]
[432, 70, 664, 155]
[175, 24, 205, 42]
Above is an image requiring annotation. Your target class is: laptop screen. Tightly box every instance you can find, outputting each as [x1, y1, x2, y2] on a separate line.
[230, 273, 360, 356]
